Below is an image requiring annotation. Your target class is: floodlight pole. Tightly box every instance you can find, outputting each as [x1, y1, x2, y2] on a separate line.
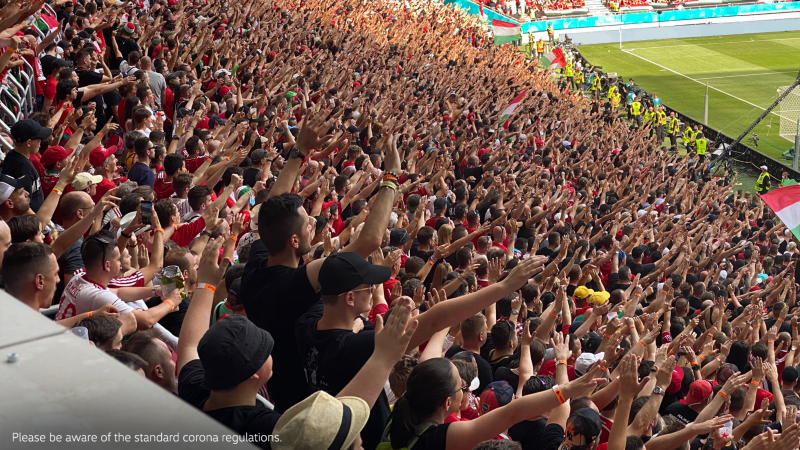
[703, 83, 709, 125]
[710, 70, 800, 168]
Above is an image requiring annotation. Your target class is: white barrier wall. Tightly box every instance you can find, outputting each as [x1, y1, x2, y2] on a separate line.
[0, 293, 259, 450]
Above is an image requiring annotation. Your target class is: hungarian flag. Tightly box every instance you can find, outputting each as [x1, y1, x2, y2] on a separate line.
[479, 1, 484, 16]
[499, 91, 526, 129]
[761, 184, 800, 239]
[541, 47, 566, 70]
[492, 18, 521, 45]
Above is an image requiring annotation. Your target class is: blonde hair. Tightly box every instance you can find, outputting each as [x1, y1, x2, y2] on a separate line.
[438, 224, 453, 246]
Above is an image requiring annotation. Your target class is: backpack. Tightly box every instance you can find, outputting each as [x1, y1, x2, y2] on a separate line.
[376, 420, 436, 450]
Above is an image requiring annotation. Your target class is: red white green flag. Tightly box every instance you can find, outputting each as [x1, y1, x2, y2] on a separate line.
[492, 18, 521, 45]
[541, 47, 566, 70]
[760, 184, 800, 239]
[499, 91, 526, 129]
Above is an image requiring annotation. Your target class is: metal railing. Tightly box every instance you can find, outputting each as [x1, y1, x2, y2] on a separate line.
[0, 9, 56, 153]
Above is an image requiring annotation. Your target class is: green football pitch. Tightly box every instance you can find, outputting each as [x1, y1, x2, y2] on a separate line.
[578, 31, 800, 163]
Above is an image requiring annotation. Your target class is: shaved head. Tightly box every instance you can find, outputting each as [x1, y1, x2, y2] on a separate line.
[61, 191, 93, 222]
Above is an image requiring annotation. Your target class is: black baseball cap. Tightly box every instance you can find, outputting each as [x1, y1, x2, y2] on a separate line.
[10, 119, 52, 144]
[564, 408, 602, 447]
[197, 315, 274, 390]
[0, 174, 19, 203]
[318, 252, 391, 296]
[783, 366, 800, 384]
[433, 197, 447, 214]
[389, 228, 410, 247]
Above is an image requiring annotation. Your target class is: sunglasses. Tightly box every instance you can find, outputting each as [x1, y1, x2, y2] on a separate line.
[87, 234, 114, 266]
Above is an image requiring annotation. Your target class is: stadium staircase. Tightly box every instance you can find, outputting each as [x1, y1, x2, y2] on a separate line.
[584, 0, 612, 16]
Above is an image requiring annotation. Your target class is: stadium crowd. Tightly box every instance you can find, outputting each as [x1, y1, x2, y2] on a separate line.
[2, 0, 800, 449]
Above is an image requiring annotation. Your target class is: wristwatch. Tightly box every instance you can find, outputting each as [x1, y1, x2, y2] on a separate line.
[201, 230, 212, 238]
[652, 386, 665, 395]
[288, 148, 303, 159]
[511, 309, 520, 315]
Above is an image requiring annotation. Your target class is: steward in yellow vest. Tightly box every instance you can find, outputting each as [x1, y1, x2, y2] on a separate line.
[755, 166, 771, 194]
[695, 132, 708, 161]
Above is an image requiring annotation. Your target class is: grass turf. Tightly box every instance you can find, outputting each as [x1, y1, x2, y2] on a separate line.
[578, 31, 800, 163]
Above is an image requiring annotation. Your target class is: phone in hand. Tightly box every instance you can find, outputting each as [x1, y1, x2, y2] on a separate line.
[141, 201, 153, 226]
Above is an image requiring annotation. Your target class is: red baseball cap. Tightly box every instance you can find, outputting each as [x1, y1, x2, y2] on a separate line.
[89, 145, 117, 168]
[667, 367, 684, 394]
[685, 380, 713, 406]
[41, 146, 74, 166]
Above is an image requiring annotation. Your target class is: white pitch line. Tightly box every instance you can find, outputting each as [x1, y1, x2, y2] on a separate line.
[623, 37, 800, 50]
[695, 71, 798, 80]
[620, 48, 793, 121]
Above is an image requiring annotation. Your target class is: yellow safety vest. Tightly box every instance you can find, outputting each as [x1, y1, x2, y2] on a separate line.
[592, 77, 600, 91]
[668, 118, 679, 133]
[547, 26, 554, 36]
[658, 111, 667, 125]
[537, 41, 544, 52]
[611, 94, 621, 108]
[756, 172, 769, 192]
[644, 111, 654, 122]
[576, 72, 584, 83]
[684, 127, 695, 143]
[607, 85, 617, 100]
[631, 102, 642, 116]
[696, 138, 707, 155]
[565, 65, 573, 77]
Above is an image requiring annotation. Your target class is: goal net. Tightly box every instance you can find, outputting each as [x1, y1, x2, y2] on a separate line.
[778, 85, 800, 142]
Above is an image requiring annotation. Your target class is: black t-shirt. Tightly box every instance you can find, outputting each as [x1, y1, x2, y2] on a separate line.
[295, 301, 389, 450]
[40, 55, 57, 77]
[540, 423, 566, 450]
[608, 272, 631, 292]
[243, 167, 261, 187]
[445, 345, 493, 394]
[493, 366, 519, 390]
[383, 422, 451, 450]
[509, 417, 547, 450]
[240, 240, 318, 412]
[2, 150, 44, 211]
[146, 295, 189, 337]
[664, 402, 699, 425]
[688, 295, 703, 311]
[76, 69, 107, 124]
[627, 260, 656, 277]
[178, 360, 281, 449]
[115, 37, 140, 67]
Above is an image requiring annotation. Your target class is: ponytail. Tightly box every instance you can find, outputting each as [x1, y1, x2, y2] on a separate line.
[389, 395, 418, 449]
[387, 358, 458, 449]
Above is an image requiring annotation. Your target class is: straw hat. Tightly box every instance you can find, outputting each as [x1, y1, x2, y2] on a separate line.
[273, 391, 369, 450]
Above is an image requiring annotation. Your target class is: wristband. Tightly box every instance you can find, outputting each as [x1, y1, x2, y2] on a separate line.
[155, 227, 165, 234]
[427, 259, 434, 266]
[552, 385, 567, 404]
[549, 312, 558, 319]
[707, 333, 714, 337]
[629, 325, 635, 329]
[51, 186, 63, 196]
[96, 132, 104, 139]
[87, 311, 92, 318]
[639, 340, 647, 347]
[229, 235, 238, 242]
[777, 318, 784, 323]
[768, 341, 774, 345]
[750, 381, 760, 387]
[691, 361, 699, 367]
[413, 217, 419, 222]
[669, 349, 675, 355]
[603, 334, 612, 339]
[717, 391, 728, 399]
[197, 283, 216, 293]
[121, 231, 132, 238]
[699, 355, 706, 361]
[557, 360, 568, 366]
[163, 299, 175, 309]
